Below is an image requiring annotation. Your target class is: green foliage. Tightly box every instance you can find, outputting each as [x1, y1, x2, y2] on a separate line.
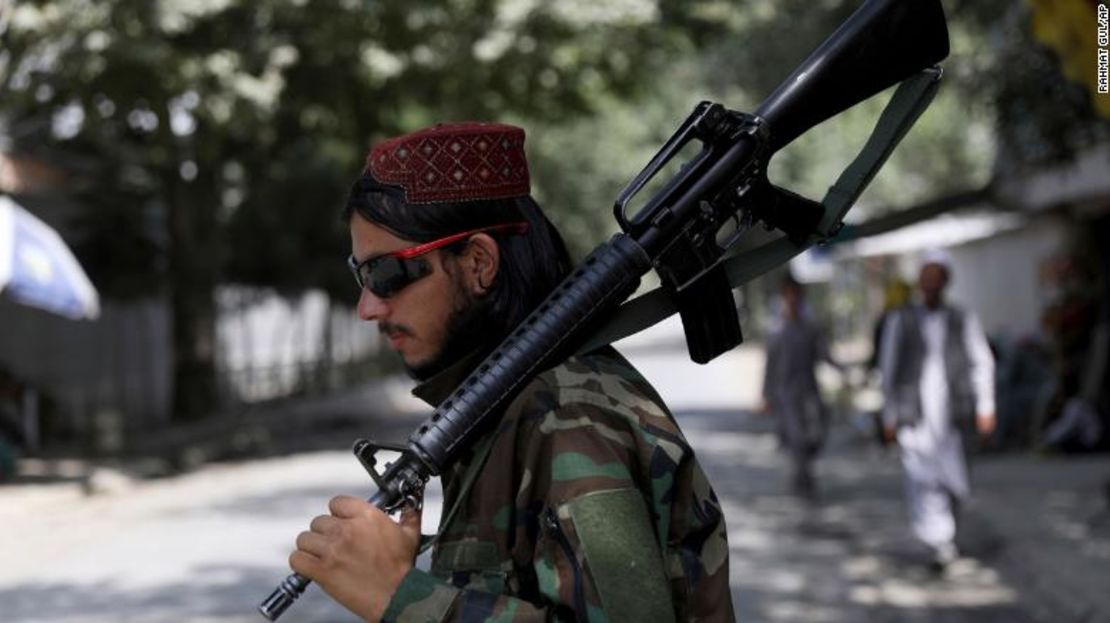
[946, 0, 1109, 168]
[0, 0, 711, 298]
[0, 0, 716, 419]
[4, 0, 1101, 294]
[679, 0, 1000, 216]
[523, 73, 704, 258]
[523, 0, 994, 240]
[1, 0, 1106, 360]
[0, 0, 1103, 424]
[525, 0, 1109, 242]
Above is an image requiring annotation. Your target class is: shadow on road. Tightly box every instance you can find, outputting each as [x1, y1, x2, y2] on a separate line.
[676, 408, 1045, 623]
[0, 566, 353, 623]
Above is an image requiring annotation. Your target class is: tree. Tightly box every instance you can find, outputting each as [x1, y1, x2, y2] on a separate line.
[0, 0, 715, 421]
[528, 0, 1110, 244]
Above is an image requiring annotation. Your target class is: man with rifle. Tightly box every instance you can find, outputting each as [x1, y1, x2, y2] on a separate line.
[263, 1, 953, 620]
[288, 122, 735, 622]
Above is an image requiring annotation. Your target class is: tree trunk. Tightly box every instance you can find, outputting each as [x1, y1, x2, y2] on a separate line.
[167, 163, 220, 422]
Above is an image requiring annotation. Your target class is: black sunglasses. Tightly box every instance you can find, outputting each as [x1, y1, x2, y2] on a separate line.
[348, 222, 529, 298]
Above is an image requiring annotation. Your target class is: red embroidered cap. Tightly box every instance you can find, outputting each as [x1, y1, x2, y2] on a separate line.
[364, 122, 530, 204]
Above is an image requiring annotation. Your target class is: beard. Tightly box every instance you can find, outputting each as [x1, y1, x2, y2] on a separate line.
[405, 282, 496, 382]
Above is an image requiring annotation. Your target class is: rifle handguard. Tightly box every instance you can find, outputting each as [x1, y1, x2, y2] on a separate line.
[259, 235, 650, 621]
[409, 234, 651, 471]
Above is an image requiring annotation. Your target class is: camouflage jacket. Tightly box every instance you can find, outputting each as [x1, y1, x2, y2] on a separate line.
[382, 346, 734, 622]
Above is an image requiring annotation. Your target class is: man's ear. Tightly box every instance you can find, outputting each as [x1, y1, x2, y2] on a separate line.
[460, 233, 500, 296]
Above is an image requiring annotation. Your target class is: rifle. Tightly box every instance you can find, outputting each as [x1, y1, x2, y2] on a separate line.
[259, 0, 949, 618]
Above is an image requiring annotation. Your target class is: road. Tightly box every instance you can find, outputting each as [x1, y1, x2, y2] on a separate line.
[2, 322, 1108, 622]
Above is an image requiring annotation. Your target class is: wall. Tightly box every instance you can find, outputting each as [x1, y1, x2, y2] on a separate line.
[0, 286, 380, 444]
[944, 215, 1070, 339]
[0, 296, 171, 439]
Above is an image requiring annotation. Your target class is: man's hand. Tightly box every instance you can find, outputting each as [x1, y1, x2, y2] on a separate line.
[976, 411, 996, 438]
[289, 495, 422, 622]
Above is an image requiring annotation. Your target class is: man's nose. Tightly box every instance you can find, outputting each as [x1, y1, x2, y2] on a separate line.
[357, 288, 389, 321]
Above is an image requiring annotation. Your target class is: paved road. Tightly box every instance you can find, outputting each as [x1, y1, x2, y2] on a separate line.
[686, 410, 1039, 623]
[2, 331, 1108, 622]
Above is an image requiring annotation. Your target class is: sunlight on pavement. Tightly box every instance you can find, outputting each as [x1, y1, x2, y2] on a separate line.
[0, 450, 445, 623]
[3, 327, 1103, 622]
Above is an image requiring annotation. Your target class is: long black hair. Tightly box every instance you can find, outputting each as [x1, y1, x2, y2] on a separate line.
[343, 174, 574, 348]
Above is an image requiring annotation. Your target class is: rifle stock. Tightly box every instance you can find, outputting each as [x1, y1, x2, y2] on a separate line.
[756, 0, 949, 152]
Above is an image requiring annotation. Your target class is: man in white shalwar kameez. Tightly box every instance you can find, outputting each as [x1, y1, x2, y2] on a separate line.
[879, 250, 996, 569]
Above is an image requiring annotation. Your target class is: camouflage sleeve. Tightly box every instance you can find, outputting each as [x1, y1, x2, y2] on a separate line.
[381, 398, 666, 623]
[383, 353, 732, 622]
[506, 359, 731, 621]
[382, 569, 552, 622]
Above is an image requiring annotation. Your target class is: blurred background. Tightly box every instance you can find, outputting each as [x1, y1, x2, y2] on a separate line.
[1, 0, 1109, 622]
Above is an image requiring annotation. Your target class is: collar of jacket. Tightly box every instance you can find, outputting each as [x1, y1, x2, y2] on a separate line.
[410, 348, 489, 407]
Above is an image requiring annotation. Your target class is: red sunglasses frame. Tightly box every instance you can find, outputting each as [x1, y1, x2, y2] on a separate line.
[348, 221, 530, 297]
[387, 221, 530, 260]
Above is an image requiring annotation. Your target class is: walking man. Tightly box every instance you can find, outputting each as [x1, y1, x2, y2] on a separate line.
[879, 249, 996, 570]
[762, 274, 839, 496]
